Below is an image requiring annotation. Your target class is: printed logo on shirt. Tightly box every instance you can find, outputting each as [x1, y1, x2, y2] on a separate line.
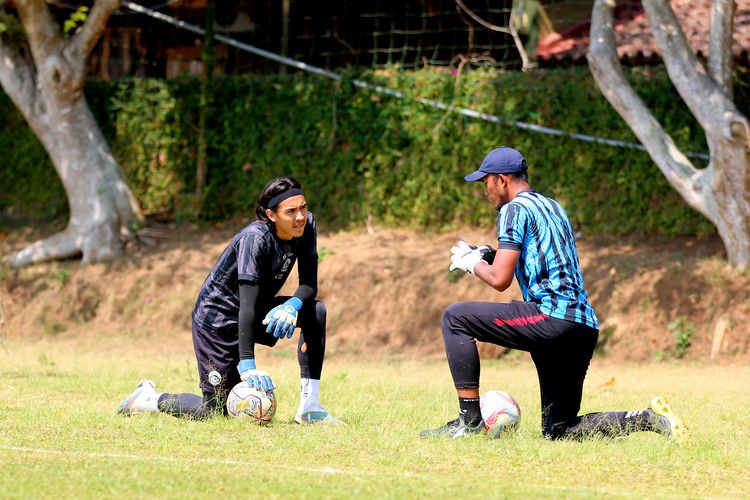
[275, 251, 294, 279]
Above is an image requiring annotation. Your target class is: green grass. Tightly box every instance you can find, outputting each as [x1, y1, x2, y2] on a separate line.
[1, 337, 749, 499]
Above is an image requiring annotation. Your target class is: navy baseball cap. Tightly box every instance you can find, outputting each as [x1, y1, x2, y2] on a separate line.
[464, 147, 528, 182]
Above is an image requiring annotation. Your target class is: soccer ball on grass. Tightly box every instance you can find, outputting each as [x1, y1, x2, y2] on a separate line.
[480, 390, 521, 438]
[226, 382, 277, 425]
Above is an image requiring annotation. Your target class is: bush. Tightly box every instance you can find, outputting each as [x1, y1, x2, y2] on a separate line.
[0, 65, 727, 237]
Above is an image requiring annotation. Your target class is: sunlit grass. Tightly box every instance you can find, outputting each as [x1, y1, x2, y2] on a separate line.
[1, 337, 749, 498]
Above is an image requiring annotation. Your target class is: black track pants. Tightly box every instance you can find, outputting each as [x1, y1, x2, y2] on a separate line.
[441, 300, 600, 439]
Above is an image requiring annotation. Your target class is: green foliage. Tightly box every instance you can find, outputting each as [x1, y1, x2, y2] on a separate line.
[53, 266, 71, 286]
[0, 11, 25, 40]
[109, 79, 186, 215]
[318, 246, 334, 262]
[36, 352, 55, 367]
[595, 325, 616, 355]
[667, 316, 695, 358]
[63, 6, 88, 37]
[0, 65, 735, 237]
[0, 93, 66, 223]
[447, 269, 463, 284]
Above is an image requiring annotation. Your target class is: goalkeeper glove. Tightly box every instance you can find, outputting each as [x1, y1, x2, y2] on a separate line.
[449, 240, 495, 274]
[262, 297, 303, 339]
[238, 359, 275, 391]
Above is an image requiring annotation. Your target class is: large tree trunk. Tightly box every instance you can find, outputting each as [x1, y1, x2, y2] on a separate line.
[0, 0, 144, 267]
[587, 0, 750, 268]
[708, 133, 750, 267]
[10, 98, 143, 266]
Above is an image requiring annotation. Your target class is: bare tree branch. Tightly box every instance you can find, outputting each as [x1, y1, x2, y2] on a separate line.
[709, 0, 735, 99]
[454, 0, 532, 71]
[14, 0, 63, 66]
[642, 0, 729, 129]
[67, 0, 122, 60]
[455, 0, 512, 35]
[587, 0, 709, 215]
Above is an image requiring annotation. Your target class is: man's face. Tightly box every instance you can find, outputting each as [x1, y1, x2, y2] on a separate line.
[266, 195, 307, 240]
[482, 174, 509, 210]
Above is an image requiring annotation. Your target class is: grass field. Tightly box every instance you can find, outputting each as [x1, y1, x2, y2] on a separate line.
[1, 337, 749, 499]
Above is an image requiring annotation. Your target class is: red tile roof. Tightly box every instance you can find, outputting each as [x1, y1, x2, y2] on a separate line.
[537, 0, 750, 63]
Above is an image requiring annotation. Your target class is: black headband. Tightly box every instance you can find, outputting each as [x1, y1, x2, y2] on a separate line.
[267, 188, 304, 210]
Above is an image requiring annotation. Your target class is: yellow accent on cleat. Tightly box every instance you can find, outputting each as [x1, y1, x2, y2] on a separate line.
[650, 396, 690, 445]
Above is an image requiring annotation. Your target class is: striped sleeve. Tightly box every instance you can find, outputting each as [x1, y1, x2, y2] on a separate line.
[497, 202, 526, 250]
[237, 233, 264, 283]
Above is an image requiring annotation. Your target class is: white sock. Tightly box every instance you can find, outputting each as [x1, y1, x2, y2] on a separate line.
[298, 378, 321, 413]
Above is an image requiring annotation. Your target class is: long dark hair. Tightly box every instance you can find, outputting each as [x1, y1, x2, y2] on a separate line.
[255, 176, 303, 223]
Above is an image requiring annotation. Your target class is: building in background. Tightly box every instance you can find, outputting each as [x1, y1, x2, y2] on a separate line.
[81, 0, 531, 78]
[27, 0, 750, 78]
[537, 0, 750, 66]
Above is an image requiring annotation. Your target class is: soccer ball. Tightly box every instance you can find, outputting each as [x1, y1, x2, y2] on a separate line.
[480, 390, 521, 438]
[226, 383, 277, 425]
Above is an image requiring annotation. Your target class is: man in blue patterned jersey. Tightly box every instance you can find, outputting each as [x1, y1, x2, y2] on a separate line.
[421, 147, 688, 442]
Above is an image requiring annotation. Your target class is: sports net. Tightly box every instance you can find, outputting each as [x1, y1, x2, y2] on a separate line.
[44, 0, 549, 76]
[40, 0, 605, 77]
[285, 0, 519, 69]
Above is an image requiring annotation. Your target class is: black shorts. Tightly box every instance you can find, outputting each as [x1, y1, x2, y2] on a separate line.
[192, 300, 285, 400]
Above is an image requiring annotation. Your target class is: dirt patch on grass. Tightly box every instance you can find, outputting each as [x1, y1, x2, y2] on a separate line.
[1, 222, 748, 362]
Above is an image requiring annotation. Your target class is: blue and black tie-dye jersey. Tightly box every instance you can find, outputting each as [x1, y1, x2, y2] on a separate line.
[496, 192, 599, 329]
[192, 212, 318, 334]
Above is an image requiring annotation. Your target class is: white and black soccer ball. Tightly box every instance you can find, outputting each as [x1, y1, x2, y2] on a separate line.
[480, 390, 521, 438]
[226, 382, 277, 425]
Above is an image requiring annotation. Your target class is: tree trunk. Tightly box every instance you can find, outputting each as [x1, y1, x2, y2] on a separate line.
[1, 0, 144, 267]
[707, 134, 750, 267]
[587, 0, 750, 268]
[7, 97, 143, 266]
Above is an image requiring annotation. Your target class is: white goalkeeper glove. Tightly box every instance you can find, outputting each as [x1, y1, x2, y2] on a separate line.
[449, 240, 495, 274]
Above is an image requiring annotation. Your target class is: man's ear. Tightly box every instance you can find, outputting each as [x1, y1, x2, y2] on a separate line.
[265, 208, 276, 222]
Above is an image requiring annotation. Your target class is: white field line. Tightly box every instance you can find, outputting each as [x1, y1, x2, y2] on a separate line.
[0, 444, 707, 498]
[1, 445, 356, 476]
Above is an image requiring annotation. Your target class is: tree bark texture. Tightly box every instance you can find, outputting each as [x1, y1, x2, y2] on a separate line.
[709, 0, 736, 99]
[0, 0, 143, 267]
[587, 0, 750, 267]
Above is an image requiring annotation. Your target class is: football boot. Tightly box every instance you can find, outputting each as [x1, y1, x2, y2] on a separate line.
[117, 380, 159, 415]
[420, 416, 486, 438]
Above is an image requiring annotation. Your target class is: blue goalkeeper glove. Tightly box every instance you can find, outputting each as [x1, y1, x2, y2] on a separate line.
[262, 297, 303, 339]
[237, 359, 275, 391]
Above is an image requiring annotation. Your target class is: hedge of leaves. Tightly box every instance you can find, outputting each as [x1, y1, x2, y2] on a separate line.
[3, 64, 736, 237]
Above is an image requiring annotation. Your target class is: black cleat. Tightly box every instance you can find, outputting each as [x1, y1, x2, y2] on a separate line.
[420, 416, 486, 438]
